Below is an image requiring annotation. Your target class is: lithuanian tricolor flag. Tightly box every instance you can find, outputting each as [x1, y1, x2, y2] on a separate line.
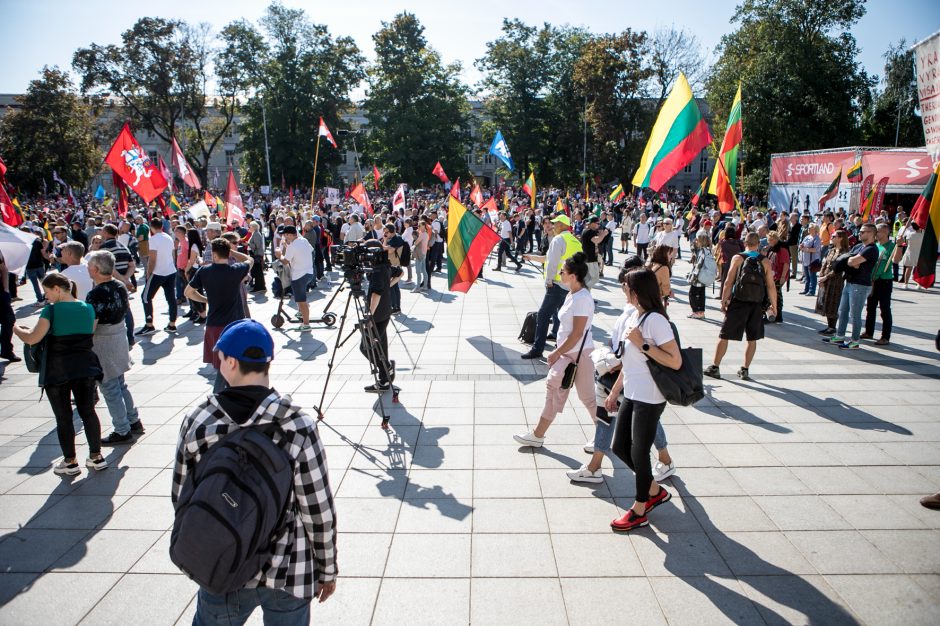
[446, 196, 501, 293]
[912, 162, 940, 288]
[168, 194, 181, 216]
[632, 72, 712, 191]
[818, 168, 842, 210]
[691, 177, 708, 207]
[522, 171, 536, 208]
[708, 84, 742, 214]
[846, 159, 863, 183]
[609, 184, 625, 202]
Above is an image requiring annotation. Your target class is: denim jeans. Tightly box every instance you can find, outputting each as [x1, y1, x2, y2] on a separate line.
[531, 284, 568, 355]
[193, 587, 310, 626]
[836, 282, 871, 341]
[98, 375, 139, 435]
[25, 267, 46, 301]
[414, 255, 427, 288]
[802, 265, 817, 294]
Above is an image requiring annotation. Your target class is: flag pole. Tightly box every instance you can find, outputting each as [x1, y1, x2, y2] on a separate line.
[311, 136, 320, 213]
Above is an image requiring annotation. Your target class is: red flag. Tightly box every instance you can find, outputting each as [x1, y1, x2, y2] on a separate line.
[392, 184, 406, 212]
[318, 117, 337, 148]
[158, 155, 173, 193]
[450, 177, 461, 202]
[432, 161, 449, 183]
[349, 182, 373, 216]
[372, 165, 381, 190]
[0, 184, 22, 226]
[470, 182, 483, 208]
[171, 137, 201, 189]
[858, 174, 874, 214]
[481, 196, 497, 214]
[204, 190, 217, 209]
[226, 169, 246, 227]
[0, 156, 7, 179]
[112, 171, 129, 217]
[104, 123, 168, 203]
[289, 186, 294, 204]
[154, 195, 168, 212]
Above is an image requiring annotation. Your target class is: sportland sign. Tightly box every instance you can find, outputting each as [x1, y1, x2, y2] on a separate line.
[768, 147, 933, 214]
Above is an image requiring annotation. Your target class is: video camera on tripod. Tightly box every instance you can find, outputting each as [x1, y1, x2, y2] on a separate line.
[330, 242, 389, 292]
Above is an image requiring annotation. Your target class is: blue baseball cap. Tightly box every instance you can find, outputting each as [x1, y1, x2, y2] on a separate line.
[214, 319, 274, 363]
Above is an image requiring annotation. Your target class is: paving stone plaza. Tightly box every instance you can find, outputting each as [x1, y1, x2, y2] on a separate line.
[1, 251, 938, 625]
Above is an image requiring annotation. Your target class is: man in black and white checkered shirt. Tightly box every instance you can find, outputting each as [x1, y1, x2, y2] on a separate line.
[171, 319, 337, 624]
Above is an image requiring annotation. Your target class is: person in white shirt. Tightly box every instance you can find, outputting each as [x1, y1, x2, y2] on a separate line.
[137, 217, 179, 335]
[276, 226, 315, 329]
[604, 214, 618, 266]
[514, 252, 595, 447]
[58, 242, 94, 300]
[654, 218, 681, 264]
[634, 213, 652, 262]
[495, 212, 522, 271]
[344, 215, 365, 243]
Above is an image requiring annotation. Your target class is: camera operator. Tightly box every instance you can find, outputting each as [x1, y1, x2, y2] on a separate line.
[381, 223, 405, 315]
[360, 240, 399, 392]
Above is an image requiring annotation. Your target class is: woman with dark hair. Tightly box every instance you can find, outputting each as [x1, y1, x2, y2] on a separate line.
[603, 268, 682, 531]
[12, 273, 106, 475]
[514, 252, 596, 448]
[647, 243, 673, 306]
[815, 230, 849, 334]
[185, 228, 206, 323]
[718, 225, 744, 284]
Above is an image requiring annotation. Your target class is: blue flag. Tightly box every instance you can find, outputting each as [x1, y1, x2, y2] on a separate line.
[488, 130, 514, 171]
[94, 184, 106, 200]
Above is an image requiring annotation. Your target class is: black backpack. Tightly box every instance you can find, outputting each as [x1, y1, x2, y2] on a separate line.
[170, 423, 294, 595]
[732, 253, 767, 303]
[519, 311, 537, 344]
[399, 239, 411, 267]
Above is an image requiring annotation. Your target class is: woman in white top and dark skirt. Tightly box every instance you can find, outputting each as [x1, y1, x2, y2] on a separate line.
[514, 252, 596, 447]
[605, 268, 682, 532]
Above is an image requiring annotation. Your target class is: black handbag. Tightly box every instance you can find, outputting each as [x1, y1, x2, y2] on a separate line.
[639, 312, 704, 406]
[24, 304, 53, 376]
[561, 327, 590, 390]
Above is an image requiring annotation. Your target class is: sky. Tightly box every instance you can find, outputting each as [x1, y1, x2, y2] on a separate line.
[1, 0, 937, 96]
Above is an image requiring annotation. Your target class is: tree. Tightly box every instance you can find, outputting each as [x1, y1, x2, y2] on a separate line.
[0, 67, 99, 193]
[861, 40, 922, 147]
[73, 17, 251, 186]
[364, 13, 470, 186]
[573, 30, 653, 184]
[706, 0, 873, 195]
[648, 26, 708, 103]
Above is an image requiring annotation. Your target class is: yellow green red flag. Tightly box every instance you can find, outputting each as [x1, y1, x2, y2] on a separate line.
[446, 196, 501, 293]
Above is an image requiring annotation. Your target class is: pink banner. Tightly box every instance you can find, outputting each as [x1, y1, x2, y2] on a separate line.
[861, 151, 933, 186]
[770, 151, 854, 184]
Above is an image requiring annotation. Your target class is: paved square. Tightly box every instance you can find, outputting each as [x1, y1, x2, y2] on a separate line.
[1, 251, 938, 625]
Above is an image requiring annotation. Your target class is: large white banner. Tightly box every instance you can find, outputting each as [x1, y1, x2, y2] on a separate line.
[914, 31, 940, 163]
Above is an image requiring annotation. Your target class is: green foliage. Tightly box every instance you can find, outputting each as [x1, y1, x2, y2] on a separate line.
[363, 13, 471, 186]
[706, 0, 874, 195]
[0, 67, 99, 193]
[225, 3, 365, 188]
[860, 40, 922, 147]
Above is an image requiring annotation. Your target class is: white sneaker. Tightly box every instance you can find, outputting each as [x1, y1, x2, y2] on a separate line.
[513, 431, 545, 447]
[583, 440, 595, 454]
[86, 456, 109, 471]
[53, 460, 80, 476]
[652, 461, 676, 481]
[566, 464, 604, 483]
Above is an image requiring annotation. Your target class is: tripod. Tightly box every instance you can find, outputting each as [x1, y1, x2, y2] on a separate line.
[313, 276, 399, 429]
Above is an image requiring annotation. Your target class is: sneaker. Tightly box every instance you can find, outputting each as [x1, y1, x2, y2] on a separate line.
[364, 383, 391, 393]
[583, 440, 595, 454]
[652, 461, 676, 481]
[0, 353, 22, 363]
[817, 327, 835, 335]
[86, 456, 109, 471]
[644, 486, 672, 513]
[545, 333, 557, 341]
[611, 509, 649, 532]
[192, 316, 206, 325]
[566, 464, 604, 483]
[101, 431, 133, 445]
[164, 324, 178, 333]
[135, 325, 157, 336]
[704, 365, 721, 379]
[737, 366, 750, 381]
[822, 335, 844, 344]
[838, 341, 860, 350]
[520, 351, 543, 360]
[513, 431, 545, 448]
[129, 420, 145, 434]
[53, 460, 81, 476]
[298, 324, 312, 332]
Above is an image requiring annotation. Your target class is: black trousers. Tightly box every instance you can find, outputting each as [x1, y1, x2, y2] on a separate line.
[636, 243, 649, 262]
[611, 398, 666, 503]
[250, 255, 265, 290]
[496, 238, 519, 269]
[0, 291, 15, 356]
[46, 377, 101, 459]
[688, 285, 706, 313]
[361, 317, 391, 384]
[865, 278, 893, 340]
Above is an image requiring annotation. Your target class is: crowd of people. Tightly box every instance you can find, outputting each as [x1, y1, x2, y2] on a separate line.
[0, 179, 936, 623]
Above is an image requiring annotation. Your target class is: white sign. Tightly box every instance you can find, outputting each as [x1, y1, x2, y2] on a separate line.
[260, 185, 270, 195]
[188, 200, 210, 221]
[325, 187, 340, 205]
[914, 31, 940, 163]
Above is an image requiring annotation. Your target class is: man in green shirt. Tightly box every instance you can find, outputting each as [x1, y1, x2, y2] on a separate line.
[135, 214, 150, 278]
[861, 223, 901, 346]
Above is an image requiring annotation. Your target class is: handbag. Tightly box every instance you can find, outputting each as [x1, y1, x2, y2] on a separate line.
[24, 304, 53, 376]
[639, 312, 704, 406]
[561, 327, 591, 390]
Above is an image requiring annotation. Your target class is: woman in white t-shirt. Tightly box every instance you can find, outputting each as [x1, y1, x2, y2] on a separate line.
[604, 267, 681, 532]
[514, 252, 596, 448]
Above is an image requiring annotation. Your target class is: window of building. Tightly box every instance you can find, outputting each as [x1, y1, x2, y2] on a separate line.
[684, 163, 692, 173]
[225, 150, 235, 167]
[700, 153, 709, 174]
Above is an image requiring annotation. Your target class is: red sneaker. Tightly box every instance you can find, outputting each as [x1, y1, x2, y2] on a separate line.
[644, 487, 672, 513]
[611, 509, 649, 532]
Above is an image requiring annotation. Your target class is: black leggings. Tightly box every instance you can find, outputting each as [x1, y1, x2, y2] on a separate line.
[46, 377, 101, 459]
[611, 398, 666, 503]
[688, 285, 706, 313]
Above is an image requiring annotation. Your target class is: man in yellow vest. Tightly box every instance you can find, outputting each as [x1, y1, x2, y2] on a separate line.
[521, 214, 583, 359]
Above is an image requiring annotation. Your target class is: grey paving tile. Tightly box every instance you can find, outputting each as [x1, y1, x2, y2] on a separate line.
[470, 578, 567, 626]
[551, 533, 645, 577]
[631, 531, 732, 577]
[78, 573, 195, 626]
[822, 494, 927, 529]
[51, 529, 163, 573]
[305, 577, 381, 626]
[471, 497, 548, 533]
[0, 528, 88, 573]
[0, 572, 121, 625]
[395, 498, 471, 533]
[473, 444, 538, 469]
[786, 530, 900, 574]
[472, 533, 556, 577]
[384, 533, 470, 577]
[738, 575, 859, 625]
[860, 529, 940, 574]
[685, 496, 777, 532]
[99, 495, 174, 531]
[753, 495, 851, 531]
[0, 494, 63, 529]
[372, 578, 469, 626]
[650, 575, 765, 625]
[473, 468, 541, 498]
[404, 469, 472, 499]
[561, 577, 666, 625]
[333, 532, 392, 577]
[824, 574, 938, 626]
[707, 530, 816, 575]
[543, 497, 619, 534]
[788, 466, 877, 495]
